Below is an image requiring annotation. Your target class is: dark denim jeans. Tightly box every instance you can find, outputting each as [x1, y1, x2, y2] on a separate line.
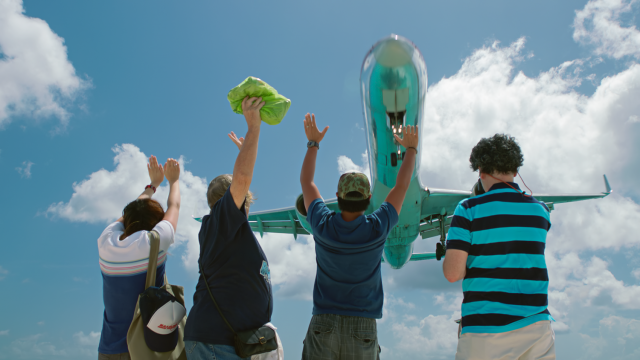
[184, 341, 250, 360]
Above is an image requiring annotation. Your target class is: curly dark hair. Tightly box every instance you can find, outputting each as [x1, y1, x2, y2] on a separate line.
[469, 134, 523, 175]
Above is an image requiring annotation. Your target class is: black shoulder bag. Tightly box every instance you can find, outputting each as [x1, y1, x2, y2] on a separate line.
[198, 223, 277, 357]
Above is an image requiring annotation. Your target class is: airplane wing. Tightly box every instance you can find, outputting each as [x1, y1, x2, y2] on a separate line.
[247, 198, 340, 239]
[408, 175, 613, 261]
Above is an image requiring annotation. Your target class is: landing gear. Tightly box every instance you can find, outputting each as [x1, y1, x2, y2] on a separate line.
[436, 243, 446, 261]
[436, 214, 447, 261]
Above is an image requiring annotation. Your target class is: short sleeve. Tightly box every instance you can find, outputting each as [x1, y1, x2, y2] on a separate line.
[370, 202, 399, 233]
[97, 222, 124, 247]
[152, 220, 175, 252]
[204, 187, 250, 247]
[307, 198, 331, 232]
[446, 202, 472, 253]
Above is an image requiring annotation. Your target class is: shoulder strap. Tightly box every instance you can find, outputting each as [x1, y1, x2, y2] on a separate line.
[199, 263, 236, 334]
[145, 230, 161, 289]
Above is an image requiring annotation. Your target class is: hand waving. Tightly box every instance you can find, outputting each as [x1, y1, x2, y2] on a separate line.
[147, 155, 164, 187]
[303, 113, 329, 143]
[228, 131, 245, 151]
[164, 158, 181, 184]
[242, 96, 265, 130]
[393, 125, 419, 151]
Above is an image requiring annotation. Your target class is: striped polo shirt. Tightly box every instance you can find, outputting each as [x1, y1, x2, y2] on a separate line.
[446, 182, 553, 334]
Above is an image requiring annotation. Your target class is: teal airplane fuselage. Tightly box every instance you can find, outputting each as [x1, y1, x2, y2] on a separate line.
[359, 35, 429, 268]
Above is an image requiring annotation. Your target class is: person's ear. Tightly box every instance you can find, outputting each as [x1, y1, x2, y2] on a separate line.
[368, 194, 372, 200]
[336, 192, 339, 198]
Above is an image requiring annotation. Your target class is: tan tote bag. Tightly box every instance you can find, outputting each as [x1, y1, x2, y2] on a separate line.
[127, 231, 187, 360]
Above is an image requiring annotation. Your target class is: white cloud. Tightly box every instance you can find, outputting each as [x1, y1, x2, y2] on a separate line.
[0, 330, 8, 336]
[46, 144, 210, 273]
[386, 295, 459, 359]
[8, 334, 66, 357]
[72, 331, 100, 347]
[633, 268, 640, 280]
[578, 316, 640, 359]
[574, 0, 640, 59]
[0, 265, 7, 280]
[337, 151, 370, 182]
[2, 331, 100, 359]
[0, 0, 88, 129]
[15, 160, 32, 178]
[257, 233, 317, 300]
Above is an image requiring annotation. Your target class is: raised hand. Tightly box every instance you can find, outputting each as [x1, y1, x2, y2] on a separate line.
[242, 96, 265, 130]
[147, 155, 164, 187]
[393, 125, 419, 152]
[303, 113, 329, 143]
[228, 131, 245, 151]
[164, 158, 181, 184]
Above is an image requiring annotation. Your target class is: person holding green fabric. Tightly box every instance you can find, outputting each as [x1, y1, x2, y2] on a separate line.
[183, 97, 275, 360]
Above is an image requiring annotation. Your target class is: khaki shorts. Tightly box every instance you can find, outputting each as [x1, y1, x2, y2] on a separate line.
[455, 320, 555, 360]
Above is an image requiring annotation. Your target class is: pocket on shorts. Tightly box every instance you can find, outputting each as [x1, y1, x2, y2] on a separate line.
[311, 324, 334, 336]
[306, 324, 335, 351]
[352, 329, 376, 344]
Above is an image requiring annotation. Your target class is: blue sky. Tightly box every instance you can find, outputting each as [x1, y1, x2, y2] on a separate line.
[1, 0, 640, 358]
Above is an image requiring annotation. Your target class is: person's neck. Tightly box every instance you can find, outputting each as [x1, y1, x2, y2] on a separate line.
[341, 210, 364, 222]
[480, 172, 515, 192]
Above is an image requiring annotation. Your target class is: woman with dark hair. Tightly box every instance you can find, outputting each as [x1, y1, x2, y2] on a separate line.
[97, 155, 181, 360]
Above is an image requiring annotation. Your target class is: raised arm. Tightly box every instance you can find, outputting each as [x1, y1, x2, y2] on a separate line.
[384, 125, 419, 215]
[162, 158, 181, 231]
[230, 97, 264, 210]
[116, 155, 164, 223]
[300, 113, 329, 211]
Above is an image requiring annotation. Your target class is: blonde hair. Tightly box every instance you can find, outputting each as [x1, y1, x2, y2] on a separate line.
[207, 174, 254, 212]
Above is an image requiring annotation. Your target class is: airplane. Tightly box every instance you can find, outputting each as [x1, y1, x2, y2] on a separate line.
[196, 34, 612, 270]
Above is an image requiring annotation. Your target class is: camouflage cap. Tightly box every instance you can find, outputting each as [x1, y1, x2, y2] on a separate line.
[337, 172, 371, 200]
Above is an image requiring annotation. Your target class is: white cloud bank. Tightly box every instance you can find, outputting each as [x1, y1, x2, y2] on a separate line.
[574, 0, 640, 59]
[0, 0, 87, 129]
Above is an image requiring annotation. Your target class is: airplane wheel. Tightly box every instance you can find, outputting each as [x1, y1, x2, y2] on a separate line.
[436, 243, 446, 261]
[390, 152, 397, 167]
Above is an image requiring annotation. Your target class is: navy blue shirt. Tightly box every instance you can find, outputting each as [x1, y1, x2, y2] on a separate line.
[184, 188, 272, 346]
[307, 198, 398, 319]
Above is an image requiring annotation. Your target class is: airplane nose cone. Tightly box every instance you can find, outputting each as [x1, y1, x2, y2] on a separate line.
[373, 35, 415, 67]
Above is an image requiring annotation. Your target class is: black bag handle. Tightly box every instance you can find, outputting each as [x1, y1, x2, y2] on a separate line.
[199, 262, 237, 334]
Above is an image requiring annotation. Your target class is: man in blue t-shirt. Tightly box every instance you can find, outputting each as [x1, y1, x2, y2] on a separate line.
[299, 113, 419, 360]
[184, 97, 273, 360]
[443, 134, 555, 360]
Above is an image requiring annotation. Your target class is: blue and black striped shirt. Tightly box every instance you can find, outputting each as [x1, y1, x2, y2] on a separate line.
[446, 182, 553, 334]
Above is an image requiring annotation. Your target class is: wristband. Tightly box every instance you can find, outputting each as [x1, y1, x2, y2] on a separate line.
[145, 184, 156, 193]
[406, 147, 418, 154]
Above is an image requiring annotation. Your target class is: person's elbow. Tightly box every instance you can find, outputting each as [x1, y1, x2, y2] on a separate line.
[444, 270, 463, 283]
